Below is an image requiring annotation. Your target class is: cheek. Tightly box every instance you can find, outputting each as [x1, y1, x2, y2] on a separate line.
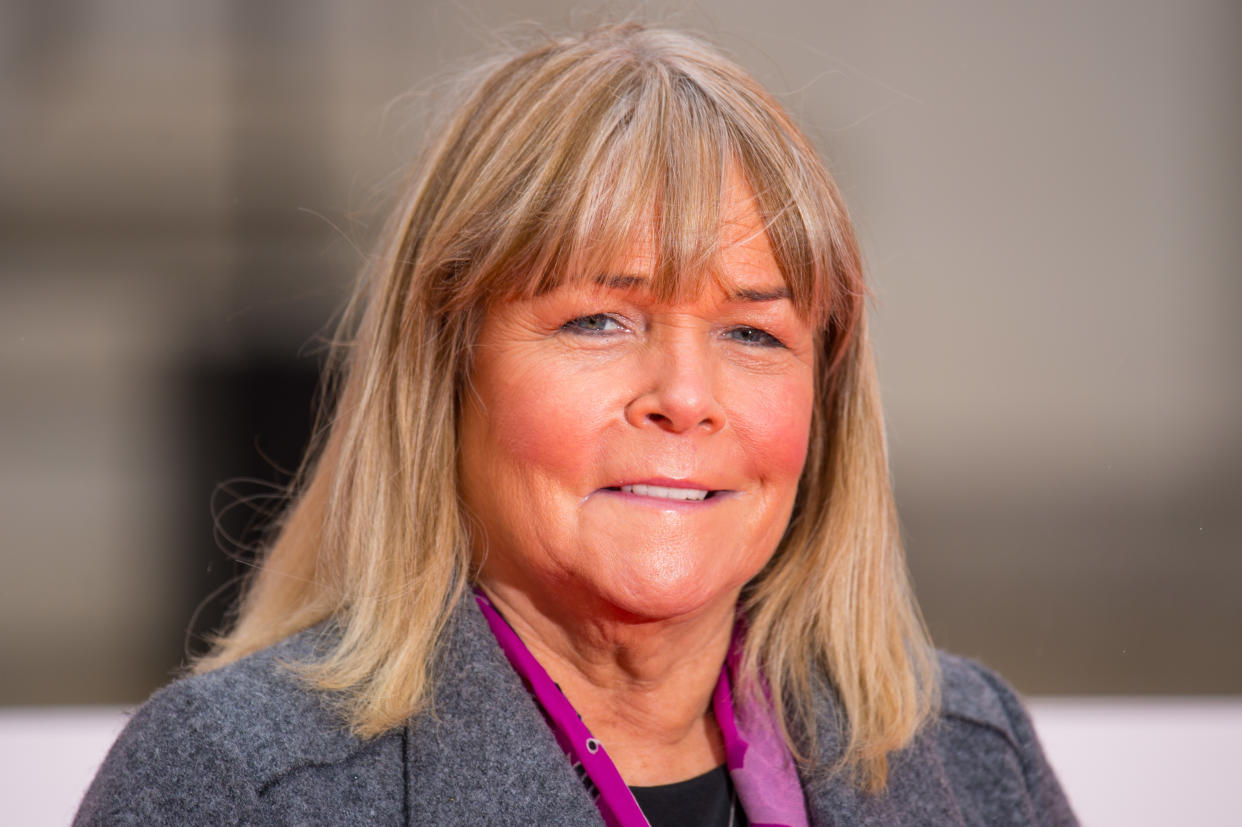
[481, 362, 612, 482]
[737, 375, 815, 484]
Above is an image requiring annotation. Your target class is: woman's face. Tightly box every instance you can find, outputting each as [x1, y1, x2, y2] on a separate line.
[460, 177, 816, 625]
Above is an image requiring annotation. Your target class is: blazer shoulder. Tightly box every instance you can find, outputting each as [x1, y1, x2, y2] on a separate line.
[930, 651, 1078, 825]
[935, 650, 1033, 750]
[75, 627, 372, 825]
[166, 627, 364, 770]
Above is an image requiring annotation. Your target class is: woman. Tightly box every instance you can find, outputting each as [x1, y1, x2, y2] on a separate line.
[77, 24, 1074, 826]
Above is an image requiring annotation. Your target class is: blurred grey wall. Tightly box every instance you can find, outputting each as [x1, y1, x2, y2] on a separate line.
[1, 0, 1238, 705]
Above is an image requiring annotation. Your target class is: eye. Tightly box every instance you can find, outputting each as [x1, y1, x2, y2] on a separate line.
[561, 314, 626, 335]
[725, 325, 785, 348]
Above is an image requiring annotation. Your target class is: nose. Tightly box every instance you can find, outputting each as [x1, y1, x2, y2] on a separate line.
[624, 334, 726, 434]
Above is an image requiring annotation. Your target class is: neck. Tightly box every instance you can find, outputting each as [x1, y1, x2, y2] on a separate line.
[478, 580, 737, 786]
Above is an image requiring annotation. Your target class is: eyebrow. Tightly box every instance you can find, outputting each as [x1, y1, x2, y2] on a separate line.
[592, 273, 791, 303]
[728, 286, 791, 302]
[594, 273, 647, 290]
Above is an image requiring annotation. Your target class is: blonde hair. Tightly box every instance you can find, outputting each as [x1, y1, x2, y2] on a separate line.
[198, 23, 937, 791]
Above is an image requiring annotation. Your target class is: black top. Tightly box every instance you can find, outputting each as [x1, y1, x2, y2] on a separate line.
[630, 764, 748, 827]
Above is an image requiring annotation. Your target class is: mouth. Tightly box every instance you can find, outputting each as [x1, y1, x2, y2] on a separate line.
[603, 483, 722, 502]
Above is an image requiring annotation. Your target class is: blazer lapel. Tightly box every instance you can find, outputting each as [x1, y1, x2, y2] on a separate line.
[403, 596, 603, 826]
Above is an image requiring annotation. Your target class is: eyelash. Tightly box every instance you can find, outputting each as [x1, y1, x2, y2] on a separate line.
[562, 315, 786, 349]
[561, 314, 627, 334]
[725, 326, 785, 348]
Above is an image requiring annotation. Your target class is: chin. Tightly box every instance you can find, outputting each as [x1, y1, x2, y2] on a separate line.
[592, 559, 741, 624]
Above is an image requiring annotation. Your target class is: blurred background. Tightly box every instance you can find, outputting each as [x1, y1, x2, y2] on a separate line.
[1, 0, 1239, 715]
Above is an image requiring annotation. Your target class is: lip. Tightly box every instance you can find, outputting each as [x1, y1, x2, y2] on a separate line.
[610, 477, 720, 491]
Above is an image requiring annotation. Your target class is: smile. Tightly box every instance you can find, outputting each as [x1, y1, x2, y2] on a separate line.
[611, 484, 717, 501]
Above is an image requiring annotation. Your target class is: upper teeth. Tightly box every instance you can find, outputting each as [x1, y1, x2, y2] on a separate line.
[621, 484, 710, 501]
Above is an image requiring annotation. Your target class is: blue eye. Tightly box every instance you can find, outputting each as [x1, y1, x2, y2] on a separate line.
[727, 326, 784, 348]
[562, 314, 625, 334]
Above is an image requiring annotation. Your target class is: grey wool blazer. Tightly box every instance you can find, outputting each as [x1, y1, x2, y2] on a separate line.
[76, 596, 1077, 826]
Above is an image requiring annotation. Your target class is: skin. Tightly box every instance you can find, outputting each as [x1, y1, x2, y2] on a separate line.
[459, 173, 816, 785]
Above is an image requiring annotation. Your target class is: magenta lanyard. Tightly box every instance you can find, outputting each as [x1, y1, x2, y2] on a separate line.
[474, 591, 808, 827]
